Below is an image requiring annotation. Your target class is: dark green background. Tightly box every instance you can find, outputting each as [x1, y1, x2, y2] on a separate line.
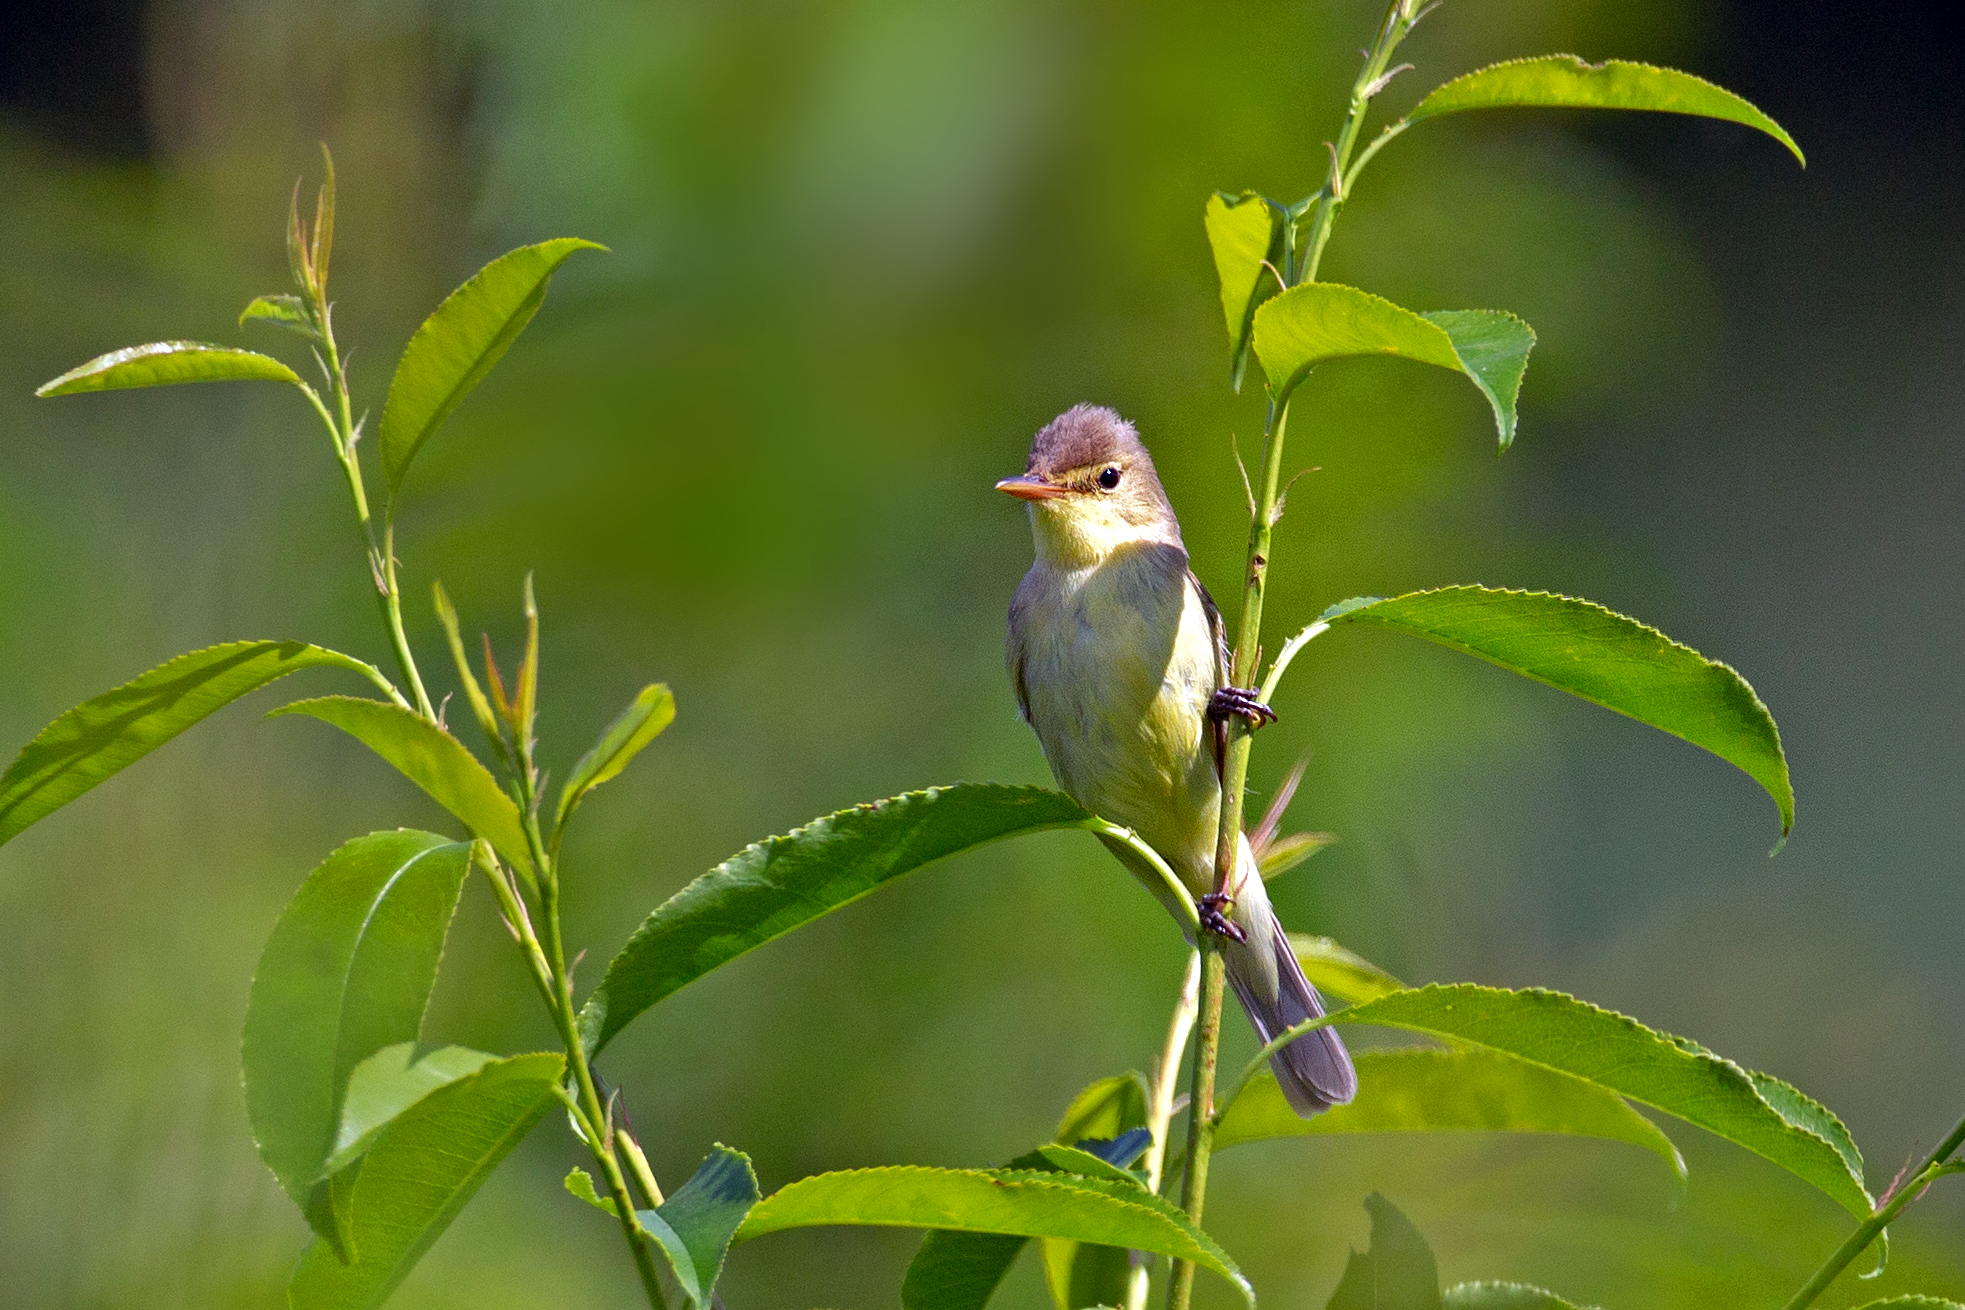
[2, 1, 1960, 1306]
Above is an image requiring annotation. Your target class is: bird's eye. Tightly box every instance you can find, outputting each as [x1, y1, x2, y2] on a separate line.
[1097, 466, 1122, 490]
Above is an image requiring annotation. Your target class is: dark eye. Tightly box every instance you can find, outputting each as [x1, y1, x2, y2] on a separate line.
[1097, 466, 1122, 490]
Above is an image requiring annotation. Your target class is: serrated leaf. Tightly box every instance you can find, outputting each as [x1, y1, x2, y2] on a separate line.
[0, 641, 381, 848]
[1216, 1048, 1685, 1182]
[1443, 1283, 1601, 1309]
[579, 785, 1095, 1055]
[1046, 1075, 1151, 1310]
[35, 341, 303, 396]
[319, 1043, 496, 1177]
[240, 294, 320, 340]
[1034, 1144, 1150, 1190]
[1290, 935, 1407, 1006]
[565, 1166, 613, 1214]
[1327, 1193, 1440, 1310]
[242, 831, 470, 1255]
[736, 1166, 1249, 1305]
[1408, 55, 1803, 165]
[556, 683, 675, 830]
[1334, 985, 1870, 1216]
[1319, 587, 1792, 839]
[1251, 283, 1534, 446]
[270, 697, 536, 880]
[1056, 1073, 1150, 1147]
[1205, 191, 1288, 390]
[379, 238, 604, 492]
[1847, 1299, 1965, 1309]
[288, 1052, 563, 1310]
[635, 1145, 760, 1309]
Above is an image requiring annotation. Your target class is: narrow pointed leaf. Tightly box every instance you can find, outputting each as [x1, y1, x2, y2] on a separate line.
[1408, 56, 1803, 165]
[270, 697, 536, 879]
[1444, 1283, 1601, 1309]
[379, 238, 604, 491]
[634, 1145, 760, 1309]
[1319, 587, 1792, 838]
[1334, 985, 1869, 1215]
[36, 341, 302, 396]
[319, 1043, 496, 1176]
[242, 830, 470, 1251]
[580, 785, 1094, 1055]
[240, 294, 320, 340]
[287, 1052, 563, 1310]
[735, 1166, 1249, 1305]
[556, 683, 675, 829]
[1204, 191, 1288, 391]
[1291, 935, 1406, 1006]
[0, 641, 385, 848]
[1216, 1048, 1685, 1182]
[1327, 1193, 1440, 1310]
[1251, 283, 1534, 446]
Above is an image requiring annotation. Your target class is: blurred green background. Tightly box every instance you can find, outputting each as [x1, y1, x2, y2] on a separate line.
[2, 1, 1961, 1306]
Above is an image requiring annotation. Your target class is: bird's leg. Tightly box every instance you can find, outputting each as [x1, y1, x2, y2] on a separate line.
[1208, 685, 1277, 729]
[1197, 892, 1248, 944]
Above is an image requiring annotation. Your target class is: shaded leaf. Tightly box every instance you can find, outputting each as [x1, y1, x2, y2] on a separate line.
[1256, 829, 1333, 880]
[270, 697, 536, 880]
[636, 1145, 761, 1309]
[1320, 587, 1793, 839]
[1216, 1048, 1685, 1182]
[1034, 1144, 1149, 1190]
[580, 785, 1095, 1055]
[736, 1166, 1249, 1305]
[1327, 1193, 1440, 1310]
[1335, 985, 1869, 1215]
[1847, 1300, 1965, 1309]
[1046, 1076, 1151, 1310]
[1056, 1072, 1150, 1148]
[1443, 1283, 1599, 1309]
[1204, 191, 1288, 391]
[241, 830, 470, 1253]
[240, 294, 320, 340]
[379, 238, 604, 491]
[904, 1230, 1028, 1310]
[1408, 56, 1803, 165]
[556, 683, 675, 830]
[1291, 935, 1407, 1006]
[288, 1053, 563, 1310]
[36, 341, 302, 396]
[1251, 283, 1534, 446]
[319, 1043, 495, 1176]
[0, 641, 381, 848]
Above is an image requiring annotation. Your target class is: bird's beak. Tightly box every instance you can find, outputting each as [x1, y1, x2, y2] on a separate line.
[996, 474, 1066, 501]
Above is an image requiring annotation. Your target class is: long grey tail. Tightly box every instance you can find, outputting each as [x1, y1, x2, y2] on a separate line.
[1223, 917, 1357, 1116]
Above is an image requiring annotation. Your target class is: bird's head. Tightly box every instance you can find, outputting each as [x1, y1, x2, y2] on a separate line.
[997, 404, 1182, 567]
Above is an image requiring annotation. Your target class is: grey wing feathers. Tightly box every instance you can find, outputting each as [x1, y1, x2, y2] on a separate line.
[1187, 567, 1230, 776]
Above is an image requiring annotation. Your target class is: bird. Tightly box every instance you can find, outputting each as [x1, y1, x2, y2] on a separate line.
[999, 403, 1356, 1116]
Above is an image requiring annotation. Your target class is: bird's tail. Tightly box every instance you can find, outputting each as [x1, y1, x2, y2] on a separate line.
[1221, 860, 1356, 1117]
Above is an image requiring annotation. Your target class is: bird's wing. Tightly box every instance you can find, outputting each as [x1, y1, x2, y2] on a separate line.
[1006, 577, 1034, 724]
[1187, 566, 1231, 777]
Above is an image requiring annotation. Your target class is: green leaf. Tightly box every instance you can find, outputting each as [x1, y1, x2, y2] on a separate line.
[0, 641, 383, 848]
[1847, 1299, 1965, 1309]
[579, 784, 1095, 1055]
[1334, 985, 1870, 1216]
[1215, 1048, 1685, 1182]
[379, 238, 604, 492]
[1443, 1283, 1601, 1310]
[1320, 587, 1793, 840]
[636, 1145, 761, 1309]
[555, 683, 675, 830]
[270, 697, 536, 881]
[241, 831, 470, 1254]
[319, 1043, 496, 1177]
[736, 1166, 1249, 1305]
[565, 1166, 613, 1214]
[240, 294, 321, 340]
[35, 341, 303, 396]
[1256, 829, 1333, 880]
[1327, 1193, 1440, 1310]
[1056, 1073, 1150, 1147]
[1408, 56, 1803, 165]
[1291, 935, 1407, 1006]
[288, 1052, 563, 1310]
[1045, 1075, 1151, 1310]
[1250, 284, 1534, 446]
[1204, 191, 1288, 391]
[904, 1230, 1029, 1310]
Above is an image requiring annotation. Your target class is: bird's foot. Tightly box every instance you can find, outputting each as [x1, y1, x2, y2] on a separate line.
[1197, 892, 1248, 943]
[1209, 685, 1278, 730]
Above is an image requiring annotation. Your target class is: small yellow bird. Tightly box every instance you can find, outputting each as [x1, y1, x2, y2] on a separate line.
[1000, 404, 1355, 1116]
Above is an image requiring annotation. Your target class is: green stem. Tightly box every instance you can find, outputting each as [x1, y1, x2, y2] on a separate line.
[1779, 1108, 1965, 1310]
[1165, 942, 1228, 1310]
[1128, 952, 1200, 1310]
[1299, 0, 1417, 286]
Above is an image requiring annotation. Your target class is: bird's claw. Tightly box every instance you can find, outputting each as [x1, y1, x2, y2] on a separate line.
[1209, 686, 1277, 730]
[1198, 892, 1247, 943]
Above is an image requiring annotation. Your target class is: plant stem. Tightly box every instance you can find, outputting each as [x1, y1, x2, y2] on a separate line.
[1299, 0, 1419, 286]
[1129, 952, 1201, 1310]
[1779, 1109, 1965, 1310]
[1165, 943, 1228, 1310]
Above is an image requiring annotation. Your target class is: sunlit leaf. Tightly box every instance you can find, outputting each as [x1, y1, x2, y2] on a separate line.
[1408, 56, 1803, 165]
[0, 641, 385, 849]
[287, 1052, 563, 1310]
[556, 683, 675, 830]
[1320, 587, 1793, 840]
[635, 1145, 760, 1309]
[242, 830, 470, 1255]
[1251, 283, 1534, 446]
[270, 697, 536, 880]
[580, 784, 1095, 1055]
[1256, 829, 1333, 880]
[1044, 1074, 1151, 1310]
[738, 1165, 1248, 1305]
[1334, 985, 1869, 1216]
[379, 238, 604, 492]
[1056, 1072, 1150, 1148]
[35, 341, 302, 396]
[1443, 1283, 1601, 1310]
[1290, 935, 1406, 1006]
[319, 1043, 495, 1176]
[1327, 1193, 1440, 1310]
[1216, 1048, 1685, 1182]
[240, 294, 320, 340]
[565, 1166, 613, 1214]
[1204, 191, 1287, 391]
[1846, 1299, 1965, 1309]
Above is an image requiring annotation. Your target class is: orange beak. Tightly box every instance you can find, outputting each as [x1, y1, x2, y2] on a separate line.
[995, 475, 1066, 501]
